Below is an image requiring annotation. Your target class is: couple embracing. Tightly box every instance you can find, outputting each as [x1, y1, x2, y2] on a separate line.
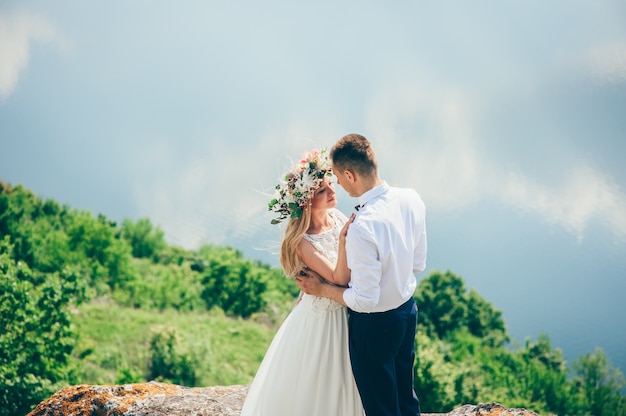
[241, 134, 427, 416]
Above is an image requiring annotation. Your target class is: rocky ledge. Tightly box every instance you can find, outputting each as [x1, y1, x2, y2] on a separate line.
[26, 382, 543, 416]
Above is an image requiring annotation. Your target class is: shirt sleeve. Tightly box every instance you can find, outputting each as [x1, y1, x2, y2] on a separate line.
[342, 223, 382, 312]
[413, 228, 427, 274]
[412, 194, 427, 274]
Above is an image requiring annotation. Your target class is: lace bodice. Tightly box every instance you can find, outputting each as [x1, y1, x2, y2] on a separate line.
[300, 209, 348, 313]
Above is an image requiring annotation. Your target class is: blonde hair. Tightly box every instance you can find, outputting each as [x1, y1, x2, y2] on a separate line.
[279, 206, 312, 277]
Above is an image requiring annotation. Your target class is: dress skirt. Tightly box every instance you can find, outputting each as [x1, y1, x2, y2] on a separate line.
[240, 293, 364, 416]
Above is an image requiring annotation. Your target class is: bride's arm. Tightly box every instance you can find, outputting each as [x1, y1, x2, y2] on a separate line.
[296, 214, 355, 287]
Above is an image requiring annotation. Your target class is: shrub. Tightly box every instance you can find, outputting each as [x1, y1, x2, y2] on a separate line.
[147, 327, 199, 386]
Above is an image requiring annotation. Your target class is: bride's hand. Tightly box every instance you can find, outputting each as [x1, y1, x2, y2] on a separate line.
[339, 213, 356, 246]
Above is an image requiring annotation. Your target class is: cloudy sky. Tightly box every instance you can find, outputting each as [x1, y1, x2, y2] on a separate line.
[1, 1, 625, 373]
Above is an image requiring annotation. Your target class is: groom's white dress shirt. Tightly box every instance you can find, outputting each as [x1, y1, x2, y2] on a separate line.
[343, 181, 427, 313]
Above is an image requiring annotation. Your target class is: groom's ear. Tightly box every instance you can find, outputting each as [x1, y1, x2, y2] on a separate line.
[344, 169, 357, 183]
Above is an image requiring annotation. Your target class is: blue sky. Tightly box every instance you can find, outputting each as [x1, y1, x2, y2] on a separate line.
[1, 1, 625, 373]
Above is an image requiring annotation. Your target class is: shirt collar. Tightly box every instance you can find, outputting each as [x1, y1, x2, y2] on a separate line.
[358, 181, 389, 209]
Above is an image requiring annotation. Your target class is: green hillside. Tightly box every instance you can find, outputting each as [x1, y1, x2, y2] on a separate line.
[1, 181, 624, 416]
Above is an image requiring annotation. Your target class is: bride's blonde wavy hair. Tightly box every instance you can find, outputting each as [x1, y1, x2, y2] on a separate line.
[269, 148, 331, 277]
[279, 206, 312, 277]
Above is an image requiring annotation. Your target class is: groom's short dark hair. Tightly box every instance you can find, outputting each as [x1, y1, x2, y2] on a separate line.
[331, 134, 378, 178]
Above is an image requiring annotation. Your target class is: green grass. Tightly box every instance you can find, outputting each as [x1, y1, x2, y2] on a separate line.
[71, 298, 282, 387]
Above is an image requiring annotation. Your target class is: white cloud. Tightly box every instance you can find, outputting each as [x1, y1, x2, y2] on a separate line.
[364, 77, 485, 210]
[0, 11, 67, 99]
[132, 68, 626, 249]
[363, 75, 626, 242]
[502, 166, 626, 242]
[132, 125, 340, 249]
[586, 42, 626, 85]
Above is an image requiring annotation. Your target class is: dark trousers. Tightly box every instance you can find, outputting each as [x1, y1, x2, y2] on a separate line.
[348, 298, 420, 416]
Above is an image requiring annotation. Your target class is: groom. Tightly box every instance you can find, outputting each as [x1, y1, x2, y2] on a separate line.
[295, 133, 427, 416]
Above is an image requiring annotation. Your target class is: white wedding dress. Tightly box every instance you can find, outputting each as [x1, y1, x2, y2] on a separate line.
[240, 209, 364, 416]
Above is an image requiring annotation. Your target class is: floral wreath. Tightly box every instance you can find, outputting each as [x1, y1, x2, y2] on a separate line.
[268, 148, 333, 224]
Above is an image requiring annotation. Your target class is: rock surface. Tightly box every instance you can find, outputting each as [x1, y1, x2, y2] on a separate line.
[26, 382, 543, 416]
[26, 382, 247, 416]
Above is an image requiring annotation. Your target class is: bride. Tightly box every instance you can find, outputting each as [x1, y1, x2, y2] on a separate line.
[240, 148, 364, 415]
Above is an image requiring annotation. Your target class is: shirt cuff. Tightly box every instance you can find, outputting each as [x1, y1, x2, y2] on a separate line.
[342, 288, 356, 310]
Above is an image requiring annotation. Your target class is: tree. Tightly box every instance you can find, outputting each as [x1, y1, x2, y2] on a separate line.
[0, 182, 137, 296]
[65, 211, 138, 293]
[415, 270, 507, 345]
[466, 289, 508, 347]
[510, 335, 571, 414]
[0, 238, 81, 416]
[198, 246, 268, 317]
[0, 183, 41, 266]
[571, 348, 626, 416]
[415, 270, 467, 339]
[120, 218, 167, 260]
[148, 327, 198, 386]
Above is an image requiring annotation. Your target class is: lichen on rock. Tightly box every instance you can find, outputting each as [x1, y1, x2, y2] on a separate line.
[27, 382, 544, 416]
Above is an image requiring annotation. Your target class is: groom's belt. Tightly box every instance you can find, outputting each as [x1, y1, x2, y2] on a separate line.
[348, 297, 414, 315]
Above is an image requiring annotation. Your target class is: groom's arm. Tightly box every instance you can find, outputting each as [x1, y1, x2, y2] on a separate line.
[295, 269, 348, 307]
